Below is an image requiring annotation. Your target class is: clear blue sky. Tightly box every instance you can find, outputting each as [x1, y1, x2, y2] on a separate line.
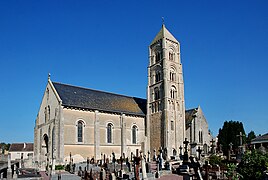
[0, 0, 267, 143]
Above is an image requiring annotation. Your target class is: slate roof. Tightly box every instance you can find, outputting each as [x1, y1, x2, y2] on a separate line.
[52, 82, 147, 116]
[251, 133, 268, 144]
[9, 143, 33, 152]
[185, 108, 198, 129]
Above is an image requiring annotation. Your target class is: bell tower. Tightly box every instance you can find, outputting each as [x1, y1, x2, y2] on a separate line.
[147, 24, 185, 158]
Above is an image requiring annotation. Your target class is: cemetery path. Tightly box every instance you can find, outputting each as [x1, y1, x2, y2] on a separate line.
[158, 174, 183, 179]
[39, 171, 49, 180]
[150, 161, 183, 179]
[150, 161, 158, 172]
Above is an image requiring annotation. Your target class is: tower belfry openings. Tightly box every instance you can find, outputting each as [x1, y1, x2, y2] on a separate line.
[147, 24, 186, 159]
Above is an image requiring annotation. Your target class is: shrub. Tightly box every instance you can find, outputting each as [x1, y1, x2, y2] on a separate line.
[55, 165, 65, 170]
[209, 154, 222, 166]
[237, 150, 268, 180]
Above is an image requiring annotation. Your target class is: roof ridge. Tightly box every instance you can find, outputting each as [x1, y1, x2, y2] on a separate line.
[52, 81, 146, 100]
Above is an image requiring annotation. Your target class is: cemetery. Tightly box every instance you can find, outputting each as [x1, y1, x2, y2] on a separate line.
[1, 132, 268, 179]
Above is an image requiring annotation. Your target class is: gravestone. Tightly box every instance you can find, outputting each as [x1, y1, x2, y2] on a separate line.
[236, 132, 245, 161]
[141, 153, 148, 180]
[133, 155, 141, 180]
[179, 145, 183, 160]
[7, 153, 12, 179]
[145, 162, 151, 173]
[173, 148, 177, 156]
[100, 153, 103, 166]
[228, 142, 233, 161]
[164, 161, 171, 170]
[147, 151, 151, 162]
[163, 148, 167, 160]
[110, 172, 116, 180]
[126, 157, 131, 172]
[13, 164, 18, 179]
[210, 139, 216, 154]
[131, 152, 133, 162]
[153, 149, 157, 161]
[183, 138, 189, 164]
[158, 147, 164, 169]
[155, 161, 160, 179]
[204, 161, 210, 180]
[203, 143, 208, 154]
[197, 146, 202, 160]
[190, 142, 197, 156]
[78, 166, 82, 177]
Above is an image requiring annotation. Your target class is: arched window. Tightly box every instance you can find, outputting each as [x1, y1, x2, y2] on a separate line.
[77, 121, 83, 143]
[107, 123, 113, 143]
[132, 125, 138, 144]
[157, 72, 161, 82]
[155, 51, 162, 62]
[155, 72, 161, 83]
[43, 134, 49, 154]
[199, 131, 203, 144]
[154, 87, 160, 100]
[44, 107, 47, 122]
[170, 86, 177, 99]
[198, 130, 204, 144]
[169, 52, 174, 61]
[170, 72, 176, 81]
[151, 103, 155, 113]
[48, 106, 50, 121]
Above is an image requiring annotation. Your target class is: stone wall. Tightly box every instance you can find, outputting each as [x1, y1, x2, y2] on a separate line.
[62, 108, 146, 161]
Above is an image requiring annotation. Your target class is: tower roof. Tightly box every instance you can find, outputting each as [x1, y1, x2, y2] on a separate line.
[150, 24, 178, 45]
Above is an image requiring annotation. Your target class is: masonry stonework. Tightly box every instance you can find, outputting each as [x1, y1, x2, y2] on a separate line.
[34, 25, 212, 171]
[147, 24, 186, 158]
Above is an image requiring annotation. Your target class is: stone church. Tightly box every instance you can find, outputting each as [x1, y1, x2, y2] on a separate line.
[185, 106, 213, 156]
[34, 25, 211, 170]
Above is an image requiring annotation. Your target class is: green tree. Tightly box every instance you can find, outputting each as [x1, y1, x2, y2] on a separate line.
[246, 131, 256, 144]
[0, 142, 10, 153]
[237, 150, 268, 180]
[217, 121, 246, 156]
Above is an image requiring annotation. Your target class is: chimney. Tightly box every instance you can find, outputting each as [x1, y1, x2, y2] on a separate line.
[23, 143, 26, 149]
